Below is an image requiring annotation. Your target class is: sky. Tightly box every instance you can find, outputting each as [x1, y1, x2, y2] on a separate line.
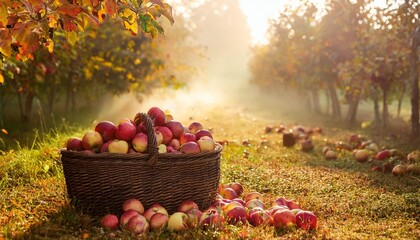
[238, 0, 389, 45]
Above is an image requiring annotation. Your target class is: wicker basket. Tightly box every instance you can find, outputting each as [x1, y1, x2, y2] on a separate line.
[60, 113, 222, 217]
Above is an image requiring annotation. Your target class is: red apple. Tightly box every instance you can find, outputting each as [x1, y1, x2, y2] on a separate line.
[82, 130, 103, 152]
[180, 132, 196, 145]
[95, 120, 117, 142]
[300, 139, 314, 152]
[220, 187, 238, 200]
[155, 126, 173, 145]
[248, 210, 273, 227]
[122, 198, 144, 214]
[199, 208, 225, 229]
[100, 214, 119, 230]
[272, 209, 296, 229]
[66, 137, 84, 151]
[232, 198, 246, 207]
[272, 197, 288, 207]
[136, 122, 146, 133]
[177, 200, 199, 213]
[197, 136, 215, 152]
[244, 192, 264, 203]
[376, 149, 391, 161]
[149, 212, 169, 230]
[392, 164, 408, 176]
[147, 107, 166, 126]
[225, 205, 247, 225]
[222, 201, 244, 214]
[115, 122, 137, 142]
[132, 132, 148, 153]
[108, 139, 129, 153]
[188, 122, 203, 134]
[229, 182, 244, 196]
[186, 208, 203, 227]
[268, 205, 290, 217]
[120, 209, 140, 227]
[354, 149, 369, 163]
[165, 120, 185, 139]
[295, 210, 317, 230]
[100, 140, 112, 153]
[195, 129, 213, 140]
[126, 214, 149, 234]
[143, 203, 168, 221]
[285, 199, 301, 210]
[168, 212, 190, 231]
[180, 142, 200, 154]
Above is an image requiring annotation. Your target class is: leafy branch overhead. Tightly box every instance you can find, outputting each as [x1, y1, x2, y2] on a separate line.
[0, 0, 174, 61]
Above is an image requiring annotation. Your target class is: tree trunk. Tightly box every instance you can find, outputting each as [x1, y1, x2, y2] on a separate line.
[410, 27, 420, 138]
[23, 91, 34, 123]
[311, 89, 321, 114]
[325, 90, 330, 115]
[327, 78, 341, 119]
[346, 89, 361, 127]
[382, 89, 389, 129]
[397, 82, 406, 117]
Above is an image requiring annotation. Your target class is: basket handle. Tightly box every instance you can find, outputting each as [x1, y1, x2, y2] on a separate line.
[137, 112, 159, 167]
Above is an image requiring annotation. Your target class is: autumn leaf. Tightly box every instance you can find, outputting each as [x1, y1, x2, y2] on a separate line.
[120, 8, 138, 35]
[60, 15, 78, 31]
[57, 3, 83, 17]
[0, 73, 4, 84]
[0, 2, 7, 24]
[105, 0, 118, 18]
[0, 25, 12, 57]
[158, 3, 174, 24]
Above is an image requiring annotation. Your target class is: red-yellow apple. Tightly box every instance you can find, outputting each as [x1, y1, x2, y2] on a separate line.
[195, 129, 213, 140]
[354, 149, 369, 163]
[149, 212, 169, 230]
[122, 198, 144, 214]
[169, 138, 181, 150]
[197, 136, 215, 152]
[246, 198, 265, 209]
[220, 187, 238, 200]
[82, 130, 103, 152]
[100, 214, 119, 230]
[168, 212, 190, 231]
[186, 208, 203, 227]
[229, 182, 244, 196]
[272, 209, 296, 229]
[147, 107, 166, 126]
[120, 209, 140, 227]
[143, 203, 168, 221]
[179, 132, 196, 145]
[155, 131, 163, 146]
[199, 209, 225, 229]
[180, 142, 200, 154]
[295, 210, 317, 230]
[132, 132, 148, 153]
[155, 126, 173, 145]
[165, 120, 185, 139]
[177, 200, 199, 213]
[244, 191, 264, 203]
[126, 214, 149, 234]
[188, 122, 203, 134]
[225, 205, 247, 225]
[248, 210, 273, 227]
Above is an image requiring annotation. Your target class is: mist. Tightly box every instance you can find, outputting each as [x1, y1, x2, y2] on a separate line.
[96, 0, 307, 125]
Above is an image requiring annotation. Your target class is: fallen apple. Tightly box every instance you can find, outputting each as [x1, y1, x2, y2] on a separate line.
[220, 187, 238, 200]
[168, 212, 190, 232]
[248, 210, 273, 227]
[245, 198, 265, 209]
[229, 182, 244, 196]
[149, 212, 169, 231]
[376, 149, 391, 161]
[272, 209, 296, 229]
[178, 200, 199, 213]
[325, 150, 338, 160]
[126, 214, 149, 234]
[354, 149, 370, 163]
[225, 205, 247, 225]
[100, 214, 119, 230]
[199, 208, 225, 229]
[392, 164, 408, 176]
[244, 191, 264, 203]
[143, 203, 169, 221]
[295, 210, 317, 230]
[122, 198, 144, 214]
[186, 208, 203, 227]
[120, 209, 140, 227]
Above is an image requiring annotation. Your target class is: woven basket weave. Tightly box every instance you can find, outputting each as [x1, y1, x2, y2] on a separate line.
[60, 113, 222, 217]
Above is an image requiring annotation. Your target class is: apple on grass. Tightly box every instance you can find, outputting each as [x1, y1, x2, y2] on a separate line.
[229, 182, 244, 196]
[94, 120, 117, 142]
[272, 209, 296, 229]
[143, 203, 169, 221]
[232, 198, 246, 207]
[220, 187, 238, 200]
[149, 212, 169, 231]
[147, 107, 166, 126]
[122, 198, 144, 214]
[248, 210, 273, 227]
[126, 215, 149, 234]
[295, 210, 317, 230]
[82, 130, 103, 152]
[66, 137, 84, 151]
[199, 209, 225, 229]
[100, 214, 119, 230]
[178, 200, 199, 213]
[354, 149, 369, 163]
[244, 191, 264, 203]
[132, 132, 148, 153]
[325, 150, 338, 160]
[246, 198, 265, 209]
[119, 209, 140, 227]
[268, 205, 290, 217]
[225, 205, 248, 225]
[197, 136, 215, 152]
[108, 139, 129, 153]
[168, 212, 190, 231]
[186, 208, 203, 227]
[222, 201, 244, 214]
[285, 199, 301, 210]
[115, 122, 137, 142]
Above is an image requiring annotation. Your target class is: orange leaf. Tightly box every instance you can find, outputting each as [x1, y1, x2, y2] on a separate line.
[57, 4, 83, 17]
[105, 0, 118, 17]
[1, 129, 8, 135]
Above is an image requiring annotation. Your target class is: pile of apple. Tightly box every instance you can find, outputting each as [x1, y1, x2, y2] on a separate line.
[100, 182, 317, 236]
[65, 106, 216, 154]
[321, 134, 420, 176]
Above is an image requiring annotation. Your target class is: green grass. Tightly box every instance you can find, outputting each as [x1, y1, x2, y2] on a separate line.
[0, 105, 419, 239]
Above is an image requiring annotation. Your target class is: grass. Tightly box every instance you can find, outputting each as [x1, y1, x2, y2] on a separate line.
[0, 104, 419, 239]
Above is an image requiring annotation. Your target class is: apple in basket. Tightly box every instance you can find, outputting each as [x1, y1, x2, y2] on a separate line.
[147, 106, 166, 126]
[95, 120, 117, 142]
[180, 142, 200, 154]
[108, 139, 129, 153]
[132, 132, 148, 153]
[66, 137, 84, 151]
[166, 120, 185, 139]
[197, 136, 215, 152]
[82, 130, 103, 152]
[115, 121, 136, 142]
[188, 122, 203, 134]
